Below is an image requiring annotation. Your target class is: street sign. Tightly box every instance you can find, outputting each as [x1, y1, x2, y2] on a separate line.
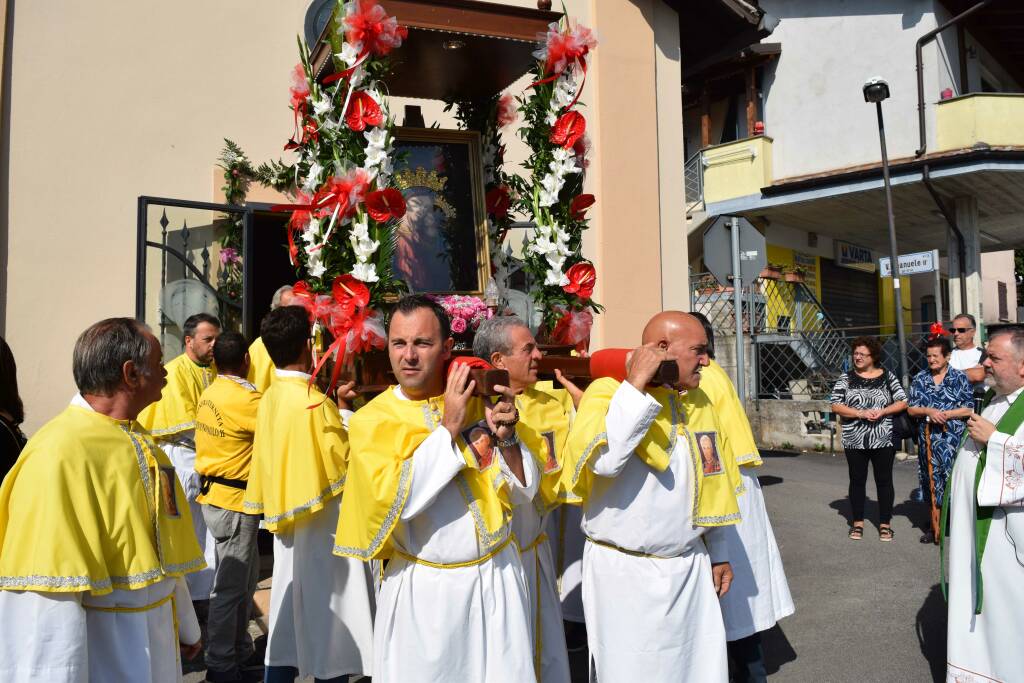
[879, 250, 937, 277]
[703, 216, 766, 285]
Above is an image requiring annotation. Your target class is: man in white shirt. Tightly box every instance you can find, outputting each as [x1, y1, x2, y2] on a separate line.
[949, 313, 986, 389]
[945, 324, 1024, 682]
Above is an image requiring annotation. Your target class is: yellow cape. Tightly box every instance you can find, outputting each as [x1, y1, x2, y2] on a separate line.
[246, 337, 276, 394]
[0, 405, 205, 594]
[243, 375, 347, 532]
[333, 388, 512, 561]
[517, 386, 571, 513]
[699, 360, 762, 468]
[559, 377, 742, 526]
[137, 353, 216, 438]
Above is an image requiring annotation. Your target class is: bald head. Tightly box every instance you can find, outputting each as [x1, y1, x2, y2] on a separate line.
[642, 311, 705, 346]
[640, 311, 710, 390]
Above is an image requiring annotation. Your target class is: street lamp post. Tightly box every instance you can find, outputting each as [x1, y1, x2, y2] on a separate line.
[864, 77, 909, 388]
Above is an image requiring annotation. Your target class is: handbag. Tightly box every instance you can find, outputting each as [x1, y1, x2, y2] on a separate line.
[884, 372, 915, 444]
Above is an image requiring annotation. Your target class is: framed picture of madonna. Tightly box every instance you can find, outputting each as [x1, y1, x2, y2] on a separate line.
[391, 128, 490, 294]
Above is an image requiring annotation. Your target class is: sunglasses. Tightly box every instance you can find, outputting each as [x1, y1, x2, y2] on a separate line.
[949, 327, 974, 333]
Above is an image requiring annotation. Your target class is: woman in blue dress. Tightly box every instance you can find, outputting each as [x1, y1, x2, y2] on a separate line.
[907, 334, 973, 543]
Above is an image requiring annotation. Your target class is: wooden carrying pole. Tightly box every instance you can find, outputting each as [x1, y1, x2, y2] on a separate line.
[924, 422, 941, 543]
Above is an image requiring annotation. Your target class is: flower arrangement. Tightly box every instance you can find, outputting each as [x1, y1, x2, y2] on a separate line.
[431, 294, 493, 344]
[214, 140, 256, 317]
[511, 14, 601, 350]
[231, 0, 410, 391]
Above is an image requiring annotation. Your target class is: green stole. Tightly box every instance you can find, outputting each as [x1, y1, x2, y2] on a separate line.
[941, 389, 1024, 614]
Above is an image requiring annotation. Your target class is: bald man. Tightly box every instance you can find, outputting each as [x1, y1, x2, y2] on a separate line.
[561, 311, 741, 682]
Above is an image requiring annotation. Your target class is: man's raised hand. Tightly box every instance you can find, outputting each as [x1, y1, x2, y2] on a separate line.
[485, 384, 519, 442]
[441, 363, 476, 441]
[626, 343, 668, 392]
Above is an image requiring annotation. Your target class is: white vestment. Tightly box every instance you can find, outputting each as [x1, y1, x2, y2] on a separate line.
[0, 577, 199, 682]
[266, 494, 375, 679]
[513, 498, 571, 683]
[372, 387, 538, 683]
[164, 436, 216, 600]
[581, 382, 729, 683]
[946, 387, 1024, 683]
[719, 468, 794, 640]
[547, 504, 586, 623]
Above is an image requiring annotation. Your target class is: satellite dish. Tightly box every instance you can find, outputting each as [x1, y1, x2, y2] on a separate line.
[161, 279, 220, 331]
[305, 0, 336, 47]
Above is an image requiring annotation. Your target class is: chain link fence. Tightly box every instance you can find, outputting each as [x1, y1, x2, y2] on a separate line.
[691, 272, 934, 400]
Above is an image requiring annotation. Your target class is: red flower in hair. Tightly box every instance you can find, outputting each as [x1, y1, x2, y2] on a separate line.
[344, 0, 408, 58]
[569, 194, 595, 221]
[486, 185, 511, 219]
[928, 322, 948, 339]
[550, 111, 586, 150]
[365, 188, 407, 222]
[345, 91, 384, 132]
[562, 262, 596, 300]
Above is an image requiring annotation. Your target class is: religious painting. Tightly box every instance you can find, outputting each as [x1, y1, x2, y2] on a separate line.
[541, 431, 560, 473]
[461, 419, 497, 471]
[695, 432, 723, 476]
[158, 465, 181, 517]
[392, 128, 489, 294]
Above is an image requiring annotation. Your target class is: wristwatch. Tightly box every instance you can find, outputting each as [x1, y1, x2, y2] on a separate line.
[496, 433, 520, 448]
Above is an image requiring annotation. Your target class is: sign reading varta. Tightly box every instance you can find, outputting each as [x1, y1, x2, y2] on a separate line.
[834, 239, 874, 267]
[879, 250, 938, 277]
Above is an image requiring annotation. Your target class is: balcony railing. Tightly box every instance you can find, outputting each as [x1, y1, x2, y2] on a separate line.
[700, 135, 773, 205]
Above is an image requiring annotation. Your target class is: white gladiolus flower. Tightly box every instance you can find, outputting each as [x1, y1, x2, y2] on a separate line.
[364, 127, 388, 148]
[364, 145, 388, 168]
[350, 217, 369, 240]
[338, 41, 363, 66]
[545, 111, 558, 126]
[541, 173, 564, 195]
[306, 250, 327, 278]
[351, 262, 379, 282]
[350, 235, 379, 261]
[545, 268, 570, 286]
[312, 94, 333, 118]
[528, 236, 559, 256]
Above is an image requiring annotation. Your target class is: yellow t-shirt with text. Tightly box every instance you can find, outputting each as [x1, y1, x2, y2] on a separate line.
[195, 375, 261, 512]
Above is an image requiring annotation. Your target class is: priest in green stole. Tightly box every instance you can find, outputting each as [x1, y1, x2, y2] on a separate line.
[0, 318, 205, 681]
[945, 325, 1024, 683]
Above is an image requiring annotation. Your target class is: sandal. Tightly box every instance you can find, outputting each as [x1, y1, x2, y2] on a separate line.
[848, 525, 864, 541]
[879, 526, 894, 542]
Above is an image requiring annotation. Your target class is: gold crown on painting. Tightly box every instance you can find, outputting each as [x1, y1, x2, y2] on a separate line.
[396, 166, 455, 219]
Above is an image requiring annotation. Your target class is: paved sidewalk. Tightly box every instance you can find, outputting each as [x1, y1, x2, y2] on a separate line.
[758, 451, 945, 682]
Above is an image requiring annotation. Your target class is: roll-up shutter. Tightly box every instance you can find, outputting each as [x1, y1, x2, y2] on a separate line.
[820, 257, 878, 332]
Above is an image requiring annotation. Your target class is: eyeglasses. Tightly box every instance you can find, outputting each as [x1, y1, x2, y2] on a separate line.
[852, 352, 871, 358]
[949, 327, 974, 333]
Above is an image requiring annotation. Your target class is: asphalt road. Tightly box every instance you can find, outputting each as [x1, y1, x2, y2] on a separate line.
[758, 450, 945, 683]
[186, 450, 944, 682]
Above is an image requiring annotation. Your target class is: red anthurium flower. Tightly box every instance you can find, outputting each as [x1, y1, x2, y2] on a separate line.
[562, 262, 596, 300]
[332, 274, 371, 318]
[550, 111, 586, 150]
[365, 188, 407, 222]
[569, 194, 595, 221]
[486, 186, 511, 219]
[345, 91, 384, 132]
[344, 0, 408, 57]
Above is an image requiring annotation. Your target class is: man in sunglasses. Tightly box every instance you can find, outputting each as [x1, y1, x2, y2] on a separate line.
[949, 313, 987, 393]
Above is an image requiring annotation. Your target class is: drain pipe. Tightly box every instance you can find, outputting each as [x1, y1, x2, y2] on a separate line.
[915, 0, 989, 313]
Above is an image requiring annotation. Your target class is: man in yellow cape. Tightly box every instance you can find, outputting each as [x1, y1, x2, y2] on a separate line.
[246, 284, 300, 392]
[334, 295, 538, 683]
[137, 311, 220, 600]
[691, 312, 794, 681]
[558, 311, 740, 683]
[474, 316, 573, 683]
[242, 306, 374, 681]
[0, 318, 205, 681]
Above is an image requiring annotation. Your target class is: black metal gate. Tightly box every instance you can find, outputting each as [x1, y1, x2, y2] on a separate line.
[135, 196, 255, 359]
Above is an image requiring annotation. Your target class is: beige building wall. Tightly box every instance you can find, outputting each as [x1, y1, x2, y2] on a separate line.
[5, 0, 685, 432]
[980, 250, 1018, 325]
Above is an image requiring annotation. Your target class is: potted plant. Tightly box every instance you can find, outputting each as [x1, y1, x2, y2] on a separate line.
[759, 262, 784, 280]
[696, 274, 722, 295]
[783, 265, 808, 283]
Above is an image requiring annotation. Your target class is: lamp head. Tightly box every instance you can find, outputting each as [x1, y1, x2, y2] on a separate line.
[863, 77, 891, 103]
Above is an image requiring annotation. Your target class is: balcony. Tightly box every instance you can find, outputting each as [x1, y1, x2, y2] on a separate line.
[701, 135, 774, 204]
[935, 93, 1024, 151]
